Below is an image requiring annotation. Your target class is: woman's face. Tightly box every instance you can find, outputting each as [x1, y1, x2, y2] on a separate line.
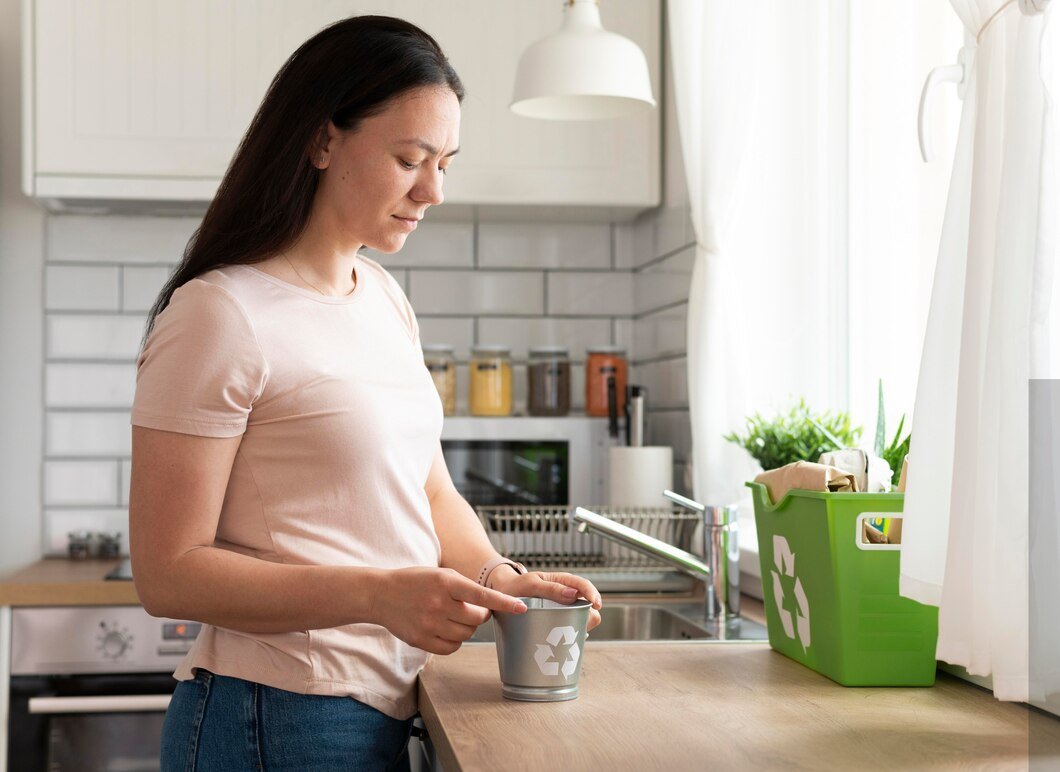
[314, 86, 461, 253]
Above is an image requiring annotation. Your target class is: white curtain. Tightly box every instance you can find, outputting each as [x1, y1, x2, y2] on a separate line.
[900, 0, 1057, 701]
[666, 0, 762, 507]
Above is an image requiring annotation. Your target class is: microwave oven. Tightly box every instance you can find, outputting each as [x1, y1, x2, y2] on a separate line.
[440, 416, 609, 508]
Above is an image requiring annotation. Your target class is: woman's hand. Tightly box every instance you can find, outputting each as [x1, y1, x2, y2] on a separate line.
[369, 567, 527, 655]
[488, 568, 603, 632]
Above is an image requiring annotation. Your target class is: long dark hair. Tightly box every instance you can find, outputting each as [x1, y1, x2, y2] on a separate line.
[142, 15, 464, 344]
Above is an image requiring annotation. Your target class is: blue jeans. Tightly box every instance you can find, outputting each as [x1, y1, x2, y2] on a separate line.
[161, 669, 414, 771]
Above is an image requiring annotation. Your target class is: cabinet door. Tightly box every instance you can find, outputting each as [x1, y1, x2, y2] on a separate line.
[30, 0, 659, 209]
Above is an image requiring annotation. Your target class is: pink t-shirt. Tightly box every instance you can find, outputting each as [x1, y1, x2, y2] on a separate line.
[131, 257, 443, 720]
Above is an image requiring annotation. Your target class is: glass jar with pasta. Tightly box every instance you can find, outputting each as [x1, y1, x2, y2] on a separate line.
[469, 345, 513, 416]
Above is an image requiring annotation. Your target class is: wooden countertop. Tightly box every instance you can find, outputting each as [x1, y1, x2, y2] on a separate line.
[419, 642, 1060, 771]
[0, 558, 139, 606]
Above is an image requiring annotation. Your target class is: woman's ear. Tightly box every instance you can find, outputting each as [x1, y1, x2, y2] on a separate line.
[309, 121, 334, 169]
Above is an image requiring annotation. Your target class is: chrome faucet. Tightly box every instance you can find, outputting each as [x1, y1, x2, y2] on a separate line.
[570, 490, 740, 621]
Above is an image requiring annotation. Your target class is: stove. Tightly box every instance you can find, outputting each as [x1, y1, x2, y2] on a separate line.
[7, 605, 200, 770]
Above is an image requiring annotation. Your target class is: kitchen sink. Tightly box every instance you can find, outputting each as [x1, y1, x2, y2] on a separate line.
[468, 603, 751, 643]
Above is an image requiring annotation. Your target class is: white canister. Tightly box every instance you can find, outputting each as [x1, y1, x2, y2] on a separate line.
[607, 446, 673, 507]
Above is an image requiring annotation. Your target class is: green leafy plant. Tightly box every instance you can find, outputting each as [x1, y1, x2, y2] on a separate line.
[880, 415, 911, 487]
[874, 379, 912, 489]
[724, 398, 862, 472]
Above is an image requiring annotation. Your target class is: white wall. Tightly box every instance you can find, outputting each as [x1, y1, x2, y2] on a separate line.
[631, 0, 695, 495]
[0, 0, 45, 573]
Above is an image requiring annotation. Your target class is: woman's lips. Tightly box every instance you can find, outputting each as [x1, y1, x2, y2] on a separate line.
[393, 215, 419, 231]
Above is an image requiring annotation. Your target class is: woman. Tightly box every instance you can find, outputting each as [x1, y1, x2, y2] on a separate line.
[130, 16, 603, 771]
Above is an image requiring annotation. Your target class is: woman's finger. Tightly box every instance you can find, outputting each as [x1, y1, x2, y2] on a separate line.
[547, 572, 602, 609]
[586, 608, 602, 632]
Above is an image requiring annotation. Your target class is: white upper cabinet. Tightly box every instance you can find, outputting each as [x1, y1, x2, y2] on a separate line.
[25, 0, 660, 216]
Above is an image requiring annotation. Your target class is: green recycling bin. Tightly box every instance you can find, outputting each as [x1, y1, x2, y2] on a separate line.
[747, 481, 938, 686]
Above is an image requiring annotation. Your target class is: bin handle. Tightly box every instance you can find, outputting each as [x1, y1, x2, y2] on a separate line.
[855, 513, 902, 551]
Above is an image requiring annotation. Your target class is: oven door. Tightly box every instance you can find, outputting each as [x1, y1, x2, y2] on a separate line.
[9, 672, 176, 772]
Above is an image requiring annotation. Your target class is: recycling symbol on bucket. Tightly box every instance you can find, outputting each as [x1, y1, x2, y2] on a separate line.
[771, 535, 811, 650]
[534, 626, 580, 680]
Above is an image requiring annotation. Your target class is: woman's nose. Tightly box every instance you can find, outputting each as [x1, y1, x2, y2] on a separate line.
[410, 169, 444, 206]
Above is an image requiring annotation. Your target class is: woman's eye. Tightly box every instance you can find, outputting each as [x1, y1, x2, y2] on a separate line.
[399, 159, 417, 169]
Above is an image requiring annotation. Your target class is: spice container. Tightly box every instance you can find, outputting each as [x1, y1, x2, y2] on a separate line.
[470, 345, 513, 416]
[97, 531, 123, 560]
[527, 346, 571, 416]
[585, 346, 628, 417]
[423, 344, 457, 416]
[67, 531, 93, 560]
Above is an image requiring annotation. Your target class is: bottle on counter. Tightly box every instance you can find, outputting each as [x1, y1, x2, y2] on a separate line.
[585, 346, 628, 417]
[469, 345, 513, 416]
[527, 346, 571, 417]
[423, 344, 457, 416]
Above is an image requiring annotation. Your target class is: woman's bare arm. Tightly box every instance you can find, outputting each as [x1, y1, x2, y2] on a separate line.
[130, 427, 524, 649]
[129, 426, 384, 632]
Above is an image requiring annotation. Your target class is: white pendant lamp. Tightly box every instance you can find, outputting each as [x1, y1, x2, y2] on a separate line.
[510, 0, 656, 121]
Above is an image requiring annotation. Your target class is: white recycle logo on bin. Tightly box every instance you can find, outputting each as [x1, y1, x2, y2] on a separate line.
[534, 625, 580, 680]
[771, 535, 811, 650]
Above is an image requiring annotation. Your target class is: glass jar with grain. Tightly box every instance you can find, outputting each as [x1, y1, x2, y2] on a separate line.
[423, 344, 457, 416]
[585, 346, 628, 417]
[469, 345, 512, 416]
[527, 346, 571, 416]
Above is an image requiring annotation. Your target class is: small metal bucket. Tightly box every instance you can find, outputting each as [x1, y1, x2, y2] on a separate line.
[491, 597, 592, 702]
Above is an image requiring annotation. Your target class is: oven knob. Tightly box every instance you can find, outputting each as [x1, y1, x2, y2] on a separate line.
[100, 630, 131, 659]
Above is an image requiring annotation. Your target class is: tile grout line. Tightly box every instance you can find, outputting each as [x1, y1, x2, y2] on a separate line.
[633, 240, 696, 274]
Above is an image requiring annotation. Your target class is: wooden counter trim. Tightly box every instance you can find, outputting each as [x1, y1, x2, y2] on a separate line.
[0, 559, 139, 606]
[418, 643, 1060, 771]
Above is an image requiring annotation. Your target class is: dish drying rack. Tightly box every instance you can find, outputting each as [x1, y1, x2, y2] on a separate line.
[475, 505, 704, 594]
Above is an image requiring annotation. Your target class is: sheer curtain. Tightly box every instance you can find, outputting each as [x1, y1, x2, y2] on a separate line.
[666, 0, 762, 506]
[670, 1, 855, 508]
[899, 0, 1057, 701]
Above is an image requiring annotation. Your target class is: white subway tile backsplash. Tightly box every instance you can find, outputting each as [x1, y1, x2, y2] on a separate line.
[478, 223, 611, 270]
[634, 357, 688, 409]
[44, 509, 129, 556]
[613, 223, 636, 270]
[651, 206, 695, 262]
[613, 318, 634, 358]
[477, 317, 611, 360]
[418, 317, 475, 359]
[48, 315, 145, 360]
[634, 303, 687, 360]
[47, 412, 132, 456]
[123, 266, 171, 312]
[45, 461, 120, 505]
[48, 215, 196, 264]
[121, 459, 132, 507]
[411, 271, 544, 315]
[635, 246, 694, 314]
[38, 211, 694, 520]
[547, 272, 634, 316]
[380, 222, 474, 268]
[647, 409, 692, 460]
[633, 214, 654, 268]
[46, 363, 137, 407]
[45, 266, 121, 311]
